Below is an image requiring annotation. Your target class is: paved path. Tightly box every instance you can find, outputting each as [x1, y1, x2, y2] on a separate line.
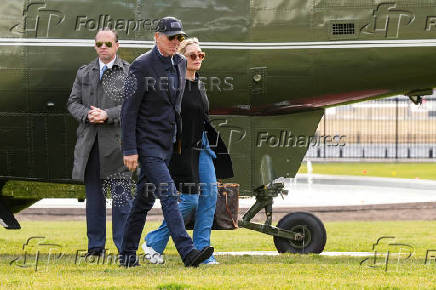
[30, 174, 436, 209]
[214, 251, 376, 257]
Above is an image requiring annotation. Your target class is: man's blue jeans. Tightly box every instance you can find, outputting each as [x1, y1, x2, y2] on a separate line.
[146, 134, 218, 263]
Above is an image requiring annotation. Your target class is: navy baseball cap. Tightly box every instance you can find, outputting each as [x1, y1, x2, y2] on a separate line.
[156, 17, 187, 37]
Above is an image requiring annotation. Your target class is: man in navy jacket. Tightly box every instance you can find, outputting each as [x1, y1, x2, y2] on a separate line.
[119, 17, 214, 267]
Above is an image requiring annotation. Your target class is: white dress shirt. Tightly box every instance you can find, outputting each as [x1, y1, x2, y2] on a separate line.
[99, 56, 116, 72]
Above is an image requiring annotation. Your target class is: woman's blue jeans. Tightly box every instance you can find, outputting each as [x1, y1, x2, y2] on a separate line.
[145, 133, 218, 263]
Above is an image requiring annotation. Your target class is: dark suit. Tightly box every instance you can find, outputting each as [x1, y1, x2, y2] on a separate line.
[67, 56, 132, 253]
[120, 45, 195, 259]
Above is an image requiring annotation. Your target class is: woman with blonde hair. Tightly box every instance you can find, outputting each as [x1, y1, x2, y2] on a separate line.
[142, 37, 233, 265]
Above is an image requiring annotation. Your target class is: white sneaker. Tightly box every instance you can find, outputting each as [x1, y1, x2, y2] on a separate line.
[142, 242, 164, 264]
[205, 260, 220, 265]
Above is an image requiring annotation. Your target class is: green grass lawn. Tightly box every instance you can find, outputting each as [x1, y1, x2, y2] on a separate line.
[298, 162, 436, 180]
[1, 221, 435, 289]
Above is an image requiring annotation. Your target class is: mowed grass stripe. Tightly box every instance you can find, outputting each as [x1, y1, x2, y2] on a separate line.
[1, 221, 435, 289]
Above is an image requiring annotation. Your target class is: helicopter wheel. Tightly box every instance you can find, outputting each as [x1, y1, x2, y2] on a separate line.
[273, 212, 326, 254]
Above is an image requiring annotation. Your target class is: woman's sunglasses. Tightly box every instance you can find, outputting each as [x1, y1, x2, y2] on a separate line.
[187, 52, 205, 61]
[95, 41, 114, 48]
[168, 34, 186, 42]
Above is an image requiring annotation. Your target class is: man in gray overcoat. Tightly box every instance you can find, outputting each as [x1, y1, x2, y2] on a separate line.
[67, 29, 132, 256]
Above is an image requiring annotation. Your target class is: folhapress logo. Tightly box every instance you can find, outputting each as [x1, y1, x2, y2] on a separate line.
[75, 15, 159, 35]
[256, 131, 346, 148]
[361, 3, 415, 38]
[9, 0, 65, 38]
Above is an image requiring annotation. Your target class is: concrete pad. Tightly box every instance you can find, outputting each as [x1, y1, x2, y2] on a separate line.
[30, 174, 436, 208]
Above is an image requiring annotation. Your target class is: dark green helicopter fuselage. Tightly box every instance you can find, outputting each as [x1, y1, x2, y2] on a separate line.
[1, 0, 435, 202]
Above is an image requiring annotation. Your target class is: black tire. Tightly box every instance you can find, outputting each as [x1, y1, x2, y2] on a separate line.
[273, 212, 327, 254]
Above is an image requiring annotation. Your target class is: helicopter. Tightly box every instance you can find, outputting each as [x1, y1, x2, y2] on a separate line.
[1, 0, 434, 253]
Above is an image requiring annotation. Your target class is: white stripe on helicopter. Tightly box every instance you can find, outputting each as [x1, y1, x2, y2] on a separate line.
[2, 38, 436, 49]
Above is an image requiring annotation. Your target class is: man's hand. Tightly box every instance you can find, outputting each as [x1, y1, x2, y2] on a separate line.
[124, 154, 139, 171]
[88, 106, 108, 123]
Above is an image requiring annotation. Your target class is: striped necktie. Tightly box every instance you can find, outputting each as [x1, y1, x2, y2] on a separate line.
[100, 65, 108, 80]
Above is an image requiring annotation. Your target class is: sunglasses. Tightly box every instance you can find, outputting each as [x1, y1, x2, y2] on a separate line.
[187, 52, 205, 61]
[168, 34, 185, 42]
[95, 41, 113, 48]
